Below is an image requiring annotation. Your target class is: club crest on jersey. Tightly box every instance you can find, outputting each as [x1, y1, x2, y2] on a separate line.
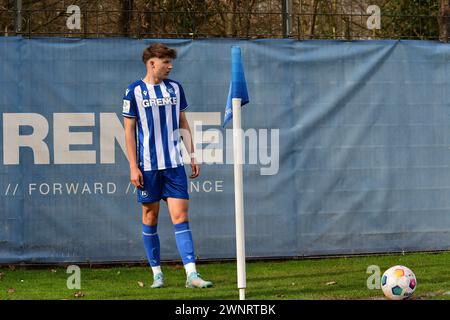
[142, 97, 178, 108]
[167, 87, 175, 94]
[143, 90, 148, 96]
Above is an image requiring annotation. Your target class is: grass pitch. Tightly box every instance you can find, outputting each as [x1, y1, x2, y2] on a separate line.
[0, 251, 449, 300]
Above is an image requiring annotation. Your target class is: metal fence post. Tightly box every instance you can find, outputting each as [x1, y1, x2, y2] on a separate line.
[15, 0, 22, 34]
[282, 0, 293, 38]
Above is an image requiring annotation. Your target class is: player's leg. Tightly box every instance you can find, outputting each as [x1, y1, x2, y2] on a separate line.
[163, 166, 213, 288]
[142, 202, 165, 288]
[139, 170, 164, 288]
[167, 198, 212, 288]
[166, 197, 195, 271]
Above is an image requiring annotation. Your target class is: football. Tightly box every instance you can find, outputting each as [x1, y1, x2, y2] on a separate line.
[381, 265, 417, 300]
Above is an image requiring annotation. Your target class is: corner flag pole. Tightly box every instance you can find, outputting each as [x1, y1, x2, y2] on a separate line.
[223, 46, 249, 300]
[232, 97, 246, 300]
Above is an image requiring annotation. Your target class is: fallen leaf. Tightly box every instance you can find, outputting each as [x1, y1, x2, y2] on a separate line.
[0, 272, 4, 280]
[50, 269, 57, 273]
[326, 281, 337, 286]
[8, 265, 15, 271]
[116, 271, 121, 275]
[74, 291, 85, 298]
[138, 281, 145, 288]
[7, 288, 14, 294]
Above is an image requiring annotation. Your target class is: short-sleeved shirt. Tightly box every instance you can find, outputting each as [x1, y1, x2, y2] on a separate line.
[122, 79, 188, 171]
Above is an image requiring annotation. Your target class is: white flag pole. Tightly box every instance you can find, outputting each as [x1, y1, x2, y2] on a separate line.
[232, 97, 246, 300]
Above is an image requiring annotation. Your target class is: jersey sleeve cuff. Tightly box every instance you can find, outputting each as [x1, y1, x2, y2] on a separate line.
[122, 114, 137, 118]
[180, 105, 189, 112]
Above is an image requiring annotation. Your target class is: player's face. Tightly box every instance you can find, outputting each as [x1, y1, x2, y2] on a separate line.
[150, 57, 173, 80]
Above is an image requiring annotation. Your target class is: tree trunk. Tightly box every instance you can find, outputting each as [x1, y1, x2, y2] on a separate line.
[226, 0, 237, 37]
[120, 0, 133, 36]
[309, 0, 319, 39]
[440, 0, 450, 42]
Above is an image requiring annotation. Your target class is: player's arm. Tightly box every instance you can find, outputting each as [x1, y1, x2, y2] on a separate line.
[124, 117, 143, 188]
[179, 111, 200, 179]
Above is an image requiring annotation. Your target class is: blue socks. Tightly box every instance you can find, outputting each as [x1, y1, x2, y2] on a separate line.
[143, 222, 196, 276]
[174, 222, 196, 265]
[142, 224, 161, 268]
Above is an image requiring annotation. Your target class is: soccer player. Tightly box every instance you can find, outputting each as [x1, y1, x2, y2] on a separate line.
[123, 43, 213, 289]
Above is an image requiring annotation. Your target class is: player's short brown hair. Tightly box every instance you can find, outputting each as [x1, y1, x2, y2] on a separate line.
[142, 43, 177, 64]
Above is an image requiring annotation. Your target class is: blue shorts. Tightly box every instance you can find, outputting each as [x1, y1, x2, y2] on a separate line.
[137, 166, 189, 203]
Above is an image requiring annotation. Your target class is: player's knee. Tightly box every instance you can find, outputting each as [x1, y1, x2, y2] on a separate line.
[142, 208, 159, 225]
[171, 212, 188, 225]
[142, 214, 158, 225]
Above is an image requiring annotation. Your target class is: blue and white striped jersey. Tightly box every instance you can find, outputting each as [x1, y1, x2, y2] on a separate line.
[122, 79, 188, 171]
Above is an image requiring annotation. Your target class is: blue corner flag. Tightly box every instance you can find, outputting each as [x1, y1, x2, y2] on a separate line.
[223, 46, 249, 128]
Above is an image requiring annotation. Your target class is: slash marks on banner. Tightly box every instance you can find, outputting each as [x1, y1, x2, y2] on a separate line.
[4, 183, 19, 196]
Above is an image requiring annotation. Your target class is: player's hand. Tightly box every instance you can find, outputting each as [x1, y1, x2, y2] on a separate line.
[189, 158, 200, 179]
[130, 166, 144, 189]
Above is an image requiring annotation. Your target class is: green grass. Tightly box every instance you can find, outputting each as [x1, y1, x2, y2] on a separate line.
[1, 251, 450, 300]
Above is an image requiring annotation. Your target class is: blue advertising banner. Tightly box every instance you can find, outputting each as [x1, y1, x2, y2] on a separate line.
[1, 38, 450, 263]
